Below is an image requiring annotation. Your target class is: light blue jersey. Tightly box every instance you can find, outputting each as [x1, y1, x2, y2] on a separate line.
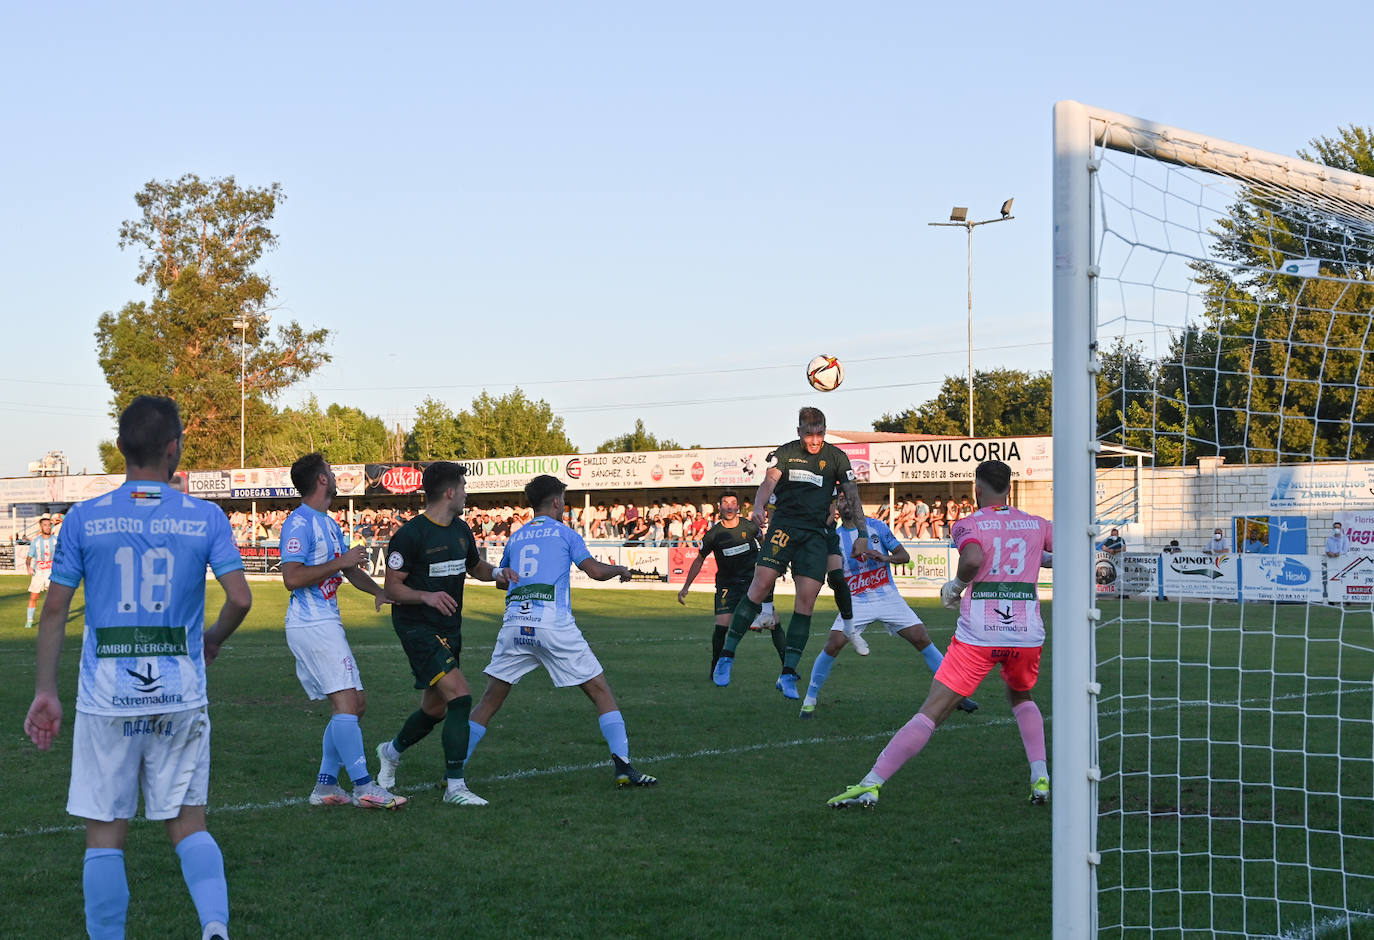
[499, 516, 591, 627]
[49, 480, 242, 717]
[27, 533, 58, 573]
[835, 517, 905, 602]
[280, 505, 348, 627]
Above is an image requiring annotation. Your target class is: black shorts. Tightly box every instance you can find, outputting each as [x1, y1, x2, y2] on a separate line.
[756, 521, 829, 582]
[714, 581, 752, 617]
[394, 620, 461, 690]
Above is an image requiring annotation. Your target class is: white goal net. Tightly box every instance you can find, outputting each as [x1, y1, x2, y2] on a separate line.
[1052, 102, 1374, 938]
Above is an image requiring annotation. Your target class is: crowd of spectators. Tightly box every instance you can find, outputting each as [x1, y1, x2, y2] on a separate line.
[878, 494, 977, 540]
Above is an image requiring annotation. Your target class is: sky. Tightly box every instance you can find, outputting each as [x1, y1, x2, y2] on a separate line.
[1, 1, 1368, 476]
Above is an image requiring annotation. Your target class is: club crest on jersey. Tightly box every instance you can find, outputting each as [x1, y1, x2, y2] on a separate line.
[285, 537, 303, 555]
[819, 459, 826, 469]
[387, 551, 404, 570]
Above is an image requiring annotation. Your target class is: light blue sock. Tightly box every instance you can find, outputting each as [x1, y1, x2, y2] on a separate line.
[175, 830, 229, 929]
[807, 650, 836, 700]
[920, 643, 944, 674]
[598, 710, 630, 761]
[466, 721, 487, 761]
[83, 848, 129, 940]
[328, 714, 371, 785]
[318, 724, 341, 786]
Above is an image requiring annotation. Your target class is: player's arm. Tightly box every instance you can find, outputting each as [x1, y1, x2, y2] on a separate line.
[26, 544, 35, 575]
[940, 528, 984, 609]
[25, 582, 78, 751]
[878, 532, 910, 567]
[579, 557, 632, 583]
[383, 567, 458, 616]
[281, 544, 368, 591]
[342, 563, 385, 597]
[749, 468, 782, 525]
[677, 550, 710, 603]
[204, 570, 253, 666]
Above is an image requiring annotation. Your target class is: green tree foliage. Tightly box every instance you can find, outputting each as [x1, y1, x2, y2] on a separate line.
[405, 390, 576, 460]
[874, 368, 1053, 437]
[1161, 125, 1374, 464]
[404, 397, 464, 460]
[456, 389, 576, 458]
[259, 396, 391, 465]
[596, 419, 683, 453]
[95, 175, 330, 470]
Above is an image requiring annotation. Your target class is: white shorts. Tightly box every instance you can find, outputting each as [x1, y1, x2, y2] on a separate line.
[286, 621, 363, 700]
[28, 570, 51, 594]
[831, 591, 923, 638]
[67, 707, 210, 822]
[484, 621, 604, 688]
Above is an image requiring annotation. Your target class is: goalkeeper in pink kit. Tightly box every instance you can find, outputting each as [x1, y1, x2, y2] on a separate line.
[828, 459, 1053, 808]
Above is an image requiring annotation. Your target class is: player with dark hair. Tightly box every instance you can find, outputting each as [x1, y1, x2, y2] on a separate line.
[677, 490, 786, 677]
[24, 513, 57, 628]
[281, 453, 404, 809]
[466, 474, 658, 791]
[24, 395, 251, 940]
[800, 489, 978, 717]
[712, 407, 866, 700]
[374, 461, 514, 806]
[828, 460, 1053, 808]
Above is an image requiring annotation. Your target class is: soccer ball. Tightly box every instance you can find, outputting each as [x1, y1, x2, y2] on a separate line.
[806, 355, 844, 392]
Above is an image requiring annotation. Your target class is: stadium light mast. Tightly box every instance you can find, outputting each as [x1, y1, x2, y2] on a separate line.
[226, 312, 271, 468]
[928, 199, 1015, 437]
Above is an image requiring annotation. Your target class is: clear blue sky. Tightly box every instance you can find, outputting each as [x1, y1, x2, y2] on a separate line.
[1, 1, 1367, 475]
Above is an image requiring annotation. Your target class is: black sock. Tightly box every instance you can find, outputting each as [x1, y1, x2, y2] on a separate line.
[828, 568, 854, 621]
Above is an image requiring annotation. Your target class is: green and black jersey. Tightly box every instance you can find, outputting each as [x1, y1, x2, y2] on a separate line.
[386, 514, 482, 632]
[767, 439, 855, 532]
[700, 518, 763, 585]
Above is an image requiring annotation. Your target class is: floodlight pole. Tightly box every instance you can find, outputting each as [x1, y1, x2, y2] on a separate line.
[225, 312, 269, 468]
[929, 206, 1015, 437]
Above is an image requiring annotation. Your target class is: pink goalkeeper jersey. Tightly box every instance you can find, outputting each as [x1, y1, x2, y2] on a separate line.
[951, 504, 1053, 648]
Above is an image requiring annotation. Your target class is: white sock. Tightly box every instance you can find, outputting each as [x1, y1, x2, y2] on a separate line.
[761, 602, 775, 617]
[1031, 760, 1048, 782]
[842, 618, 854, 634]
[803, 695, 817, 707]
[381, 740, 400, 762]
[446, 777, 465, 790]
[861, 770, 885, 787]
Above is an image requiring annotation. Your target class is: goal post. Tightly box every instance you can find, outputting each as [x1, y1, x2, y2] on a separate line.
[1051, 100, 1374, 938]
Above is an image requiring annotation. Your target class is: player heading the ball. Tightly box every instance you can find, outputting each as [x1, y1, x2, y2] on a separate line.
[712, 406, 867, 700]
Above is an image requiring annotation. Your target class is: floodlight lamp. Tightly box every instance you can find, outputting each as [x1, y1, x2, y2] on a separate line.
[1001, 198, 1014, 218]
[949, 207, 968, 222]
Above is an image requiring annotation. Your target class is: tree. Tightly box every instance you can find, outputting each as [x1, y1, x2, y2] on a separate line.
[1178, 125, 1374, 464]
[454, 389, 576, 458]
[874, 368, 1053, 437]
[95, 174, 330, 470]
[596, 419, 683, 453]
[405, 397, 464, 460]
[258, 396, 392, 466]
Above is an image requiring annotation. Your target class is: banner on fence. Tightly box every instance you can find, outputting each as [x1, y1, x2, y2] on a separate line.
[1240, 553, 1325, 602]
[1160, 552, 1239, 599]
[1323, 554, 1374, 602]
[1095, 551, 1157, 596]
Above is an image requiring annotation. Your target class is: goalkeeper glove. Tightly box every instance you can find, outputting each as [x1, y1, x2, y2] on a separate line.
[940, 577, 969, 609]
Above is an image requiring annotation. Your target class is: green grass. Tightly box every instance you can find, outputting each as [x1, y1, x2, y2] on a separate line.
[3, 577, 1370, 937]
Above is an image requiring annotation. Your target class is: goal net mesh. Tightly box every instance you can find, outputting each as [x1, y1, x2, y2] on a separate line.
[1085, 114, 1374, 937]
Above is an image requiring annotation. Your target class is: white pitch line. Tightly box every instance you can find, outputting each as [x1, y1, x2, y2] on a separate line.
[0, 688, 1355, 841]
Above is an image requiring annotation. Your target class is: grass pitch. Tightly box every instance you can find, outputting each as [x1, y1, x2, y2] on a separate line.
[1, 575, 1052, 938]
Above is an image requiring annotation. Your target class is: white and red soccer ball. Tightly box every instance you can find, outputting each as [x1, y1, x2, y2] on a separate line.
[806, 355, 844, 392]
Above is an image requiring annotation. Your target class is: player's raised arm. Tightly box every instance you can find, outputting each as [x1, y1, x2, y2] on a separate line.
[750, 468, 782, 526]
